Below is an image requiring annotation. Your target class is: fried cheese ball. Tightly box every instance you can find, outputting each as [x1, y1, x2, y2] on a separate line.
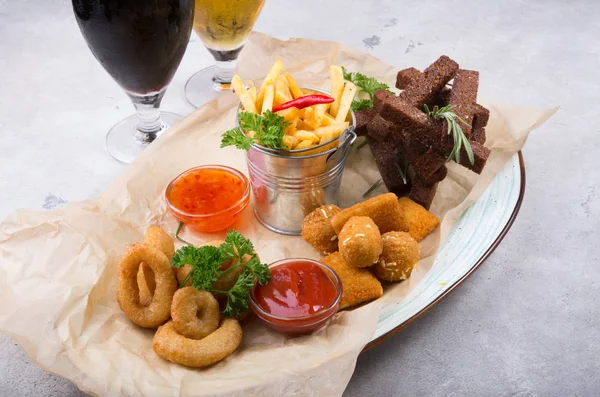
[331, 193, 409, 235]
[397, 197, 440, 242]
[321, 252, 383, 309]
[338, 216, 383, 268]
[372, 232, 420, 282]
[301, 204, 341, 255]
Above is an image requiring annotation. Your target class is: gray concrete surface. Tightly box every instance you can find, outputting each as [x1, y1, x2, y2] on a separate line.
[0, 0, 598, 396]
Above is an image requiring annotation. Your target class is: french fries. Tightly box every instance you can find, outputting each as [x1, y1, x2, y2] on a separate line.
[329, 66, 344, 117]
[248, 86, 257, 104]
[295, 140, 314, 150]
[232, 75, 257, 114]
[284, 72, 304, 99]
[231, 60, 357, 150]
[313, 122, 349, 139]
[335, 82, 357, 123]
[256, 59, 284, 110]
[292, 130, 320, 143]
[274, 76, 293, 106]
[262, 84, 275, 114]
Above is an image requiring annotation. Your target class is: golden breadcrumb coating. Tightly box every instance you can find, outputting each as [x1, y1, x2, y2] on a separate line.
[331, 193, 409, 235]
[321, 252, 383, 309]
[338, 216, 383, 268]
[372, 232, 420, 282]
[301, 204, 342, 255]
[398, 197, 440, 242]
[153, 319, 242, 368]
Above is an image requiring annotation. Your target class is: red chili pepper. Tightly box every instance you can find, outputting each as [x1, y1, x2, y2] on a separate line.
[272, 94, 334, 113]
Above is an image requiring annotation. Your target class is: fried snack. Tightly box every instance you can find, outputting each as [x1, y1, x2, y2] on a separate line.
[321, 252, 383, 309]
[137, 266, 155, 307]
[117, 243, 178, 328]
[331, 193, 409, 235]
[338, 216, 383, 268]
[212, 258, 246, 291]
[398, 197, 440, 242]
[137, 226, 176, 306]
[232, 74, 258, 114]
[171, 287, 220, 340]
[372, 232, 420, 282]
[144, 226, 175, 259]
[153, 319, 242, 368]
[335, 81, 357, 123]
[301, 204, 341, 255]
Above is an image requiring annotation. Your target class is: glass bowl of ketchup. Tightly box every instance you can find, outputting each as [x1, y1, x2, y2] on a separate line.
[249, 258, 342, 335]
[165, 165, 250, 233]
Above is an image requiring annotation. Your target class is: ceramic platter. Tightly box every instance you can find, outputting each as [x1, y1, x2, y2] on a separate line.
[367, 152, 525, 349]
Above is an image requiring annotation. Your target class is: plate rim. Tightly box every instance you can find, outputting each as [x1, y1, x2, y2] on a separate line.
[363, 151, 526, 351]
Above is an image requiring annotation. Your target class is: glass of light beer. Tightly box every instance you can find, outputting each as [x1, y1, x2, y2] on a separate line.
[184, 0, 265, 107]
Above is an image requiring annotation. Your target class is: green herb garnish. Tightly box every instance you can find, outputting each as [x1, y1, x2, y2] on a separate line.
[342, 67, 393, 111]
[171, 230, 271, 318]
[353, 136, 369, 152]
[174, 221, 193, 246]
[221, 110, 291, 151]
[395, 162, 409, 184]
[423, 104, 474, 165]
[363, 179, 383, 198]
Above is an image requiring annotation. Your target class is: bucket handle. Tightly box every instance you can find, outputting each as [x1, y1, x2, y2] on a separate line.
[326, 126, 357, 164]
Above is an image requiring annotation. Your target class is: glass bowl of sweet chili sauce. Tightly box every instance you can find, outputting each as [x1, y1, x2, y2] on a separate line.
[165, 165, 250, 233]
[249, 258, 342, 335]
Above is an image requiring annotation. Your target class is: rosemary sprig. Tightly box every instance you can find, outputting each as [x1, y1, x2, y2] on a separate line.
[423, 104, 474, 165]
[395, 162, 409, 184]
[353, 137, 369, 152]
[363, 179, 383, 198]
[175, 221, 193, 246]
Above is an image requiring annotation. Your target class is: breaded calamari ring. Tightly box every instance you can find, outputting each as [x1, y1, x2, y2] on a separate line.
[301, 204, 341, 255]
[153, 319, 242, 368]
[117, 243, 177, 328]
[372, 232, 420, 282]
[338, 216, 383, 268]
[144, 226, 175, 259]
[137, 226, 175, 305]
[137, 264, 155, 307]
[171, 287, 220, 340]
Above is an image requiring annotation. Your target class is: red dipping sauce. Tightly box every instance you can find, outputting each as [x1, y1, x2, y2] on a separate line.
[165, 165, 250, 233]
[250, 259, 342, 334]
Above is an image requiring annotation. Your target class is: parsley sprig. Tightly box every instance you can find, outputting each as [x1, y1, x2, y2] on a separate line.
[342, 67, 393, 111]
[171, 230, 271, 318]
[423, 104, 474, 165]
[221, 110, 291, 151]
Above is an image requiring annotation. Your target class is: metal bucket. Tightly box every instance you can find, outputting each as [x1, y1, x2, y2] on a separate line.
[238, 87, 357, 235]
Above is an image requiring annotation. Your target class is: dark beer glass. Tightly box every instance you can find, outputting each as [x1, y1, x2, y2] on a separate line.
[72, 0, 194, 163]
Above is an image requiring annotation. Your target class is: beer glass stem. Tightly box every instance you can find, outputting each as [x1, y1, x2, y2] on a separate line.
[130, 89, 166, 143]
[213, 59, 236, 86]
